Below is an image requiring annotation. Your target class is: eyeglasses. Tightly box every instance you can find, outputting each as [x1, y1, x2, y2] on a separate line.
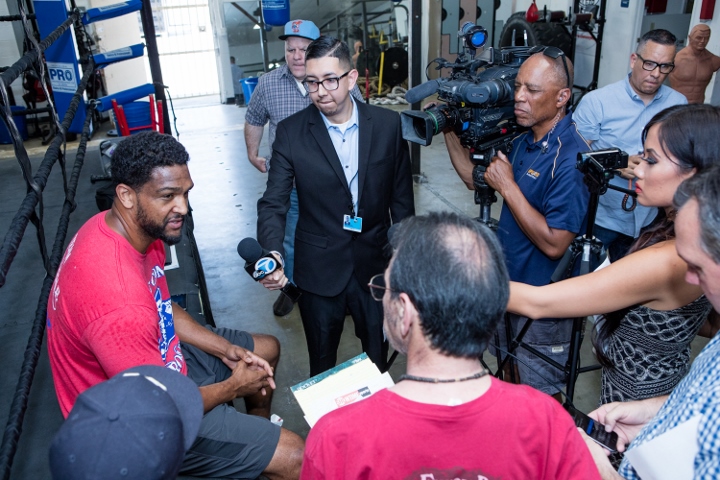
[368, 273, 394, 301]
[303, 71, 351, 93]
[539, 46, 571, 90]
[635, 53, 675, 74]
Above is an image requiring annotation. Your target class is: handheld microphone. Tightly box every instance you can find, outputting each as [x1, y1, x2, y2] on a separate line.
[237, 238, 302, 302]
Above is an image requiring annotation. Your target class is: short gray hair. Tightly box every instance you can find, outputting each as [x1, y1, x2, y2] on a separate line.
[674, 166, 720, 263]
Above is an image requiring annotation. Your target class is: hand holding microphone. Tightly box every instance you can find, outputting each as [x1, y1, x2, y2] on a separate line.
[237, 238, 302, 302]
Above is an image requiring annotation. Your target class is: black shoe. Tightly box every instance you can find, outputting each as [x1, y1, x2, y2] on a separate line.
[273, 292, 295, 316]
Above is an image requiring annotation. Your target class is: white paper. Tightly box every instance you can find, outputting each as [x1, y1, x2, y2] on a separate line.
[290, 354, 395, 427]
[303, 372, 395, 427]
[625, 415, 701, 480]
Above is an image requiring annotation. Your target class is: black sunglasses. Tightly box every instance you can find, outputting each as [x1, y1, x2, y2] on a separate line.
[531, 46, 571, 90]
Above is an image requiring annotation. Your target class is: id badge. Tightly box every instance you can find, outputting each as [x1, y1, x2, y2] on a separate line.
[343, 214, 363, 232]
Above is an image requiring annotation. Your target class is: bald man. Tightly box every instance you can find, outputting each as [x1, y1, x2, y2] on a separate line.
[669, 24, 720, 103]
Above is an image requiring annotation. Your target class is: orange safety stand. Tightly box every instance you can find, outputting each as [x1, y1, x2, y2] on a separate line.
[111, 94, 164, 136]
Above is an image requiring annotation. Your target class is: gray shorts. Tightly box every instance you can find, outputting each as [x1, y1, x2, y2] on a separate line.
[490, 314, 573, 395]
[179, 326, 281, 479]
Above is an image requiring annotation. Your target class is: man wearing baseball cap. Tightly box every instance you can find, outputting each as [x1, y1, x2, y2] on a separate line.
[49, 365, 202, 480]
[244, 20, 363, 317]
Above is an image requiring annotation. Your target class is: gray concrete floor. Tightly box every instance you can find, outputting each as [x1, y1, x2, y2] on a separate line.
[0, 95, 628, 478]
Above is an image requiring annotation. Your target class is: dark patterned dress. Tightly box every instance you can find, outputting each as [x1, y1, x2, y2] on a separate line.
[600, 295, 712, 404]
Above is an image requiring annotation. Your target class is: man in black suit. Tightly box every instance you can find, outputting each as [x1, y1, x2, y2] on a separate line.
[257, 36, 415, 376]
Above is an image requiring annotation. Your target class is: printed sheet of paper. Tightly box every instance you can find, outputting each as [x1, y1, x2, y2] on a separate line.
[291, 353, 394, 427]
[625, 415, 701, 480]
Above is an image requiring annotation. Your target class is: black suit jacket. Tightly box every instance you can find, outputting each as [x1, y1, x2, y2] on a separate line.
[257, 101, 415, 297]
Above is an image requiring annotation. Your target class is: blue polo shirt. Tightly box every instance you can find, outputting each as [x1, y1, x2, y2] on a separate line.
[573, 76, 687, 237]
[497, 113, 590, 285]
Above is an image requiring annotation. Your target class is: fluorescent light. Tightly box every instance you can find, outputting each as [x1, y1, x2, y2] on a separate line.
[253, 24, 260, 29]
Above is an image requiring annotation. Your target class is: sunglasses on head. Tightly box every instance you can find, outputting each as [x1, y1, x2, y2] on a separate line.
[530, 45, 571, 90]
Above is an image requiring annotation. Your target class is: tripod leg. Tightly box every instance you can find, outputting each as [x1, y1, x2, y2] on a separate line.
[564, 316, 586, 404]
[495, 314, 535, 384]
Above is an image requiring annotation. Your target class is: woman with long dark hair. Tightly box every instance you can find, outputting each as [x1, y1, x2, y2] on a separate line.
[507, 104, 718, 404]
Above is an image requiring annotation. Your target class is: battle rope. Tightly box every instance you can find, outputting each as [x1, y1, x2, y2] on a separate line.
[0, 4, 94, 477]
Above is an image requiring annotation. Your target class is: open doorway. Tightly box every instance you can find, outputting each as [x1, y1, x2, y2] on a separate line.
[143, 0, 220, 98]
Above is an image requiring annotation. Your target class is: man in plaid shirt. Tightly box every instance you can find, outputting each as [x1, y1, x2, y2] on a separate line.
[581, 167, 720, 479]
[244, 19, 362, 317]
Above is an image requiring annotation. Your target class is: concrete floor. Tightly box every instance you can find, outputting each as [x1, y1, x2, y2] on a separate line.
[0, 96, 613, 478]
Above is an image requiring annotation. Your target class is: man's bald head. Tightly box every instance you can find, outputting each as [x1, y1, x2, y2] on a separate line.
[526, 51, 575, 91]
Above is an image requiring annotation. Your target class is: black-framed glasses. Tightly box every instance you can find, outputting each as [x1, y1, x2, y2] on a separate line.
[303, 71, 351, 93]
[368, 273, 393, 301]
[539, 46, 571, 89]
[635, 53, 675, 74]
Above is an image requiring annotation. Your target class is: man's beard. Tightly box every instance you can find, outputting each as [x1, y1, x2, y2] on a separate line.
[137, 203, 184, 245]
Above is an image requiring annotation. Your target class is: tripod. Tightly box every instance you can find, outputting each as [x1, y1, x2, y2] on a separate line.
[491, 149, 636, 402]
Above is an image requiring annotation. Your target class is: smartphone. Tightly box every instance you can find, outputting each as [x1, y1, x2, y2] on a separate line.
[564, 403, 620, 453]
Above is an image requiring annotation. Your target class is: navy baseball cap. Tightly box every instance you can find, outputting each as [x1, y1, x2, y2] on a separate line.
[49, 365, 203, 480]
[278, 19, 320, 41]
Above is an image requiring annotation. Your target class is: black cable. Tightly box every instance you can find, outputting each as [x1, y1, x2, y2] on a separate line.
[162, 84, 180, 137]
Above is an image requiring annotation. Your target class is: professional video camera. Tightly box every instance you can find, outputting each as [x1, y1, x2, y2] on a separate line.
[400, 23, 536, 227]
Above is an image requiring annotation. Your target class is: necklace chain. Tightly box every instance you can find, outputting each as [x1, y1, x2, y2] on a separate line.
[398, 369, 490, 384]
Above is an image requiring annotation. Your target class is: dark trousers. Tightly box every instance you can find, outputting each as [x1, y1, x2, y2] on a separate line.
[298, 274, 388, 376]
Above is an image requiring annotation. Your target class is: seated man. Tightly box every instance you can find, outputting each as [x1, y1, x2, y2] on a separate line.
[46, 131, 303, 479]
[582, 167, 720, 479]
[300, 211, 601, 479]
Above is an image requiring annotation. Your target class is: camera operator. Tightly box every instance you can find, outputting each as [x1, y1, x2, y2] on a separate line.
[444, 49, 590, 399]
[580, 166, 720, 479]
[574, 29, 687, 261]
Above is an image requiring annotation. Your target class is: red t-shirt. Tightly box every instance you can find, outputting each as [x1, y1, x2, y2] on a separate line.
[301, 377, 601, 480]
[47, 212, 186, 417]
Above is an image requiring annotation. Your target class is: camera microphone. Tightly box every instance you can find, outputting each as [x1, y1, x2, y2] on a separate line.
[405, 79, 442, 104]
[237, 238, 302, 303]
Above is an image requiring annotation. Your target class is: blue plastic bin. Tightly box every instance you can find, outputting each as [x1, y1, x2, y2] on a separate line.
[240, 78, 259, 103]
[0, 106, 29, 144]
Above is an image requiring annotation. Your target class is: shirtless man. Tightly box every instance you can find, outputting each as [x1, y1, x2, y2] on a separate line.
[669, 24, 720, 103]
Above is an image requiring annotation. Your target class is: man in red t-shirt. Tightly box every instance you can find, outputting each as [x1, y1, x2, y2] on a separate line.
[46, 131, 303, 480]
[301, 212, 602, 480]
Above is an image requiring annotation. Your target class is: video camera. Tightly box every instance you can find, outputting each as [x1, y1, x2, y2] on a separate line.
[576, 148, 629, 194]
[400, 23, 536, 227]
[401, 35, 533, 150]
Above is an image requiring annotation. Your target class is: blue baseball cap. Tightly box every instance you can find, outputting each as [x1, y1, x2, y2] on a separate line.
[49, 365, 203, 480]
[279, 19, 320, 41]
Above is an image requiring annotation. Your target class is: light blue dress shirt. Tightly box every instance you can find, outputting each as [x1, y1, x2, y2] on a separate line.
[321, 98, 360, 216]
[573, 76, 687, 237]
